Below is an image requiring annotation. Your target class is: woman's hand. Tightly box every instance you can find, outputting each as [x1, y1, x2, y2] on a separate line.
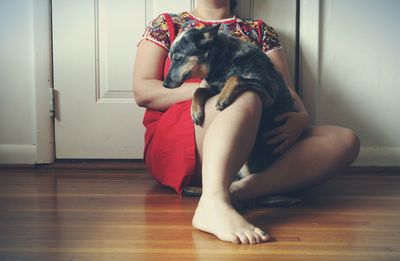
[263, 111, 309, 154]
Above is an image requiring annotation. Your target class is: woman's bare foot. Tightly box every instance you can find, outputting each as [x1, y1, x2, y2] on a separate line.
[192, 195, 270, 244]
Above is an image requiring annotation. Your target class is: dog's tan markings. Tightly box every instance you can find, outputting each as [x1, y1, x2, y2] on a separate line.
[200, 64, 209, 77]
[179, 56, 198, 81]
[216, 76, 241, 111]
[191, 88, 214, 125]
[178, 55, 209, 80]
[193, 63, 209, 78]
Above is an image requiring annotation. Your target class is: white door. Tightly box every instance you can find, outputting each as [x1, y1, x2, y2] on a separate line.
[52, 0, 296, 159]
[52, 0, 193, 159]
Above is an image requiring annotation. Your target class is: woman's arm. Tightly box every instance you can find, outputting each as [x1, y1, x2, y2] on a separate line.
[265, 49, 310, 153]
[267, 49, 309, 118]
[133, 40, 199, 111]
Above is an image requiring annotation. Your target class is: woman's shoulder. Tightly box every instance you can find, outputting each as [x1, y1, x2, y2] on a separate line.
[139, 12, 195, 51]
[235, 16, 282, 54]
[236, 17, 276, 34]
[146, 12, 196, 34]
[152, 11, 193, 26]
[144, 12, 188, 28]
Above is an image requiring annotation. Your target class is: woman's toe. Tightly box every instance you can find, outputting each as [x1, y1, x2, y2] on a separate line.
[254, 227, 270, 241]
[235, 232, 250, 244]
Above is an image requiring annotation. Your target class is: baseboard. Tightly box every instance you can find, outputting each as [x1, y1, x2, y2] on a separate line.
[354, 147, 400, 166]
[38, 159, 146, 170]
[1, 145, 399, 167]
[0, 144, 36, 164]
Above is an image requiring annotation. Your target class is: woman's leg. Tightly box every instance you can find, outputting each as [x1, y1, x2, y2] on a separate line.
[193, 91, 270, 244]
[192, 92, 360, 244]
[230, 126, 360, 202]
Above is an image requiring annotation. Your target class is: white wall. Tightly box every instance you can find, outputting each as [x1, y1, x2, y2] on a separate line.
[0, 0, 52, 164]
[1, 0, 400, 166]
[0, 0, 36, 163]
[317, 0, 400, 165]
[253, 0, 297, 88]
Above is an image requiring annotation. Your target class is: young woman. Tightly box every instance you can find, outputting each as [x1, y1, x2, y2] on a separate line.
[133, 0, 360, 244]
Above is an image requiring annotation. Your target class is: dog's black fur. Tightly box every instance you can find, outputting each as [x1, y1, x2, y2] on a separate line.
[163, 25, 294, 173]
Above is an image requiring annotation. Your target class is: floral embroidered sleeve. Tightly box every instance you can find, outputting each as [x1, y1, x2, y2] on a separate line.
[140, 14, 171, 51]
[260, 21, 282, 54]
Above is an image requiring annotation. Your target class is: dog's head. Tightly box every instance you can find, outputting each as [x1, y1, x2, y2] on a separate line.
[163, 25, 220, 88]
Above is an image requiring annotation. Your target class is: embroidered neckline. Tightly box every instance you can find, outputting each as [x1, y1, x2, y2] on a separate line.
[186, 11, 237, 23]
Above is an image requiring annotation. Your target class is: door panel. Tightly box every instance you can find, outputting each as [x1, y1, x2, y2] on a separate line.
[52, 0, 296, 159]
[53, 0, 192, 158]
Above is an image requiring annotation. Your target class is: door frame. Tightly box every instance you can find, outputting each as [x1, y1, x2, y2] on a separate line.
[34, 0, 55, 164]
[298, 0, 320, 125]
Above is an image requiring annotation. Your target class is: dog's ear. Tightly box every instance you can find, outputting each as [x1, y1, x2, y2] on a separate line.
[196, 24, 221, 49]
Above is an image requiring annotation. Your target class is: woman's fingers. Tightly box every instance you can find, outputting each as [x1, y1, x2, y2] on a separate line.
[267, 132, 287, 145]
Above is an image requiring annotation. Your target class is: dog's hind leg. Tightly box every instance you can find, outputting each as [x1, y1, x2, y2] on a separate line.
[192, 87, 214, 125]
[216, 76, 243, 111]
[216, 76, 274, 111]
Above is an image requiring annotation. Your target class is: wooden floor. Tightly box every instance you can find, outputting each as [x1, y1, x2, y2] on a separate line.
[0, 164, 400, 261]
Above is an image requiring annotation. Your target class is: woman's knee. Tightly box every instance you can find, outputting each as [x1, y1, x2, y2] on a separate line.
[338, 127, 360, 162]
[230, 91, 263, 118]
[195, 91, 263, 157]
[203, 91, 262, 122]
[323, 126, 361, 163]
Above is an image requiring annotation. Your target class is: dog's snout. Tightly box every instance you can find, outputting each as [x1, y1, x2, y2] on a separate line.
[163, 79, 170, 88]
[163, 74, 175, 88]
[163, 72, 184, 88]
[163, 78, 180, 88]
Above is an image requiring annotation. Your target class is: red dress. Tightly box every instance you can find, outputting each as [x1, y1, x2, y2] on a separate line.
[140, 12, 282, 194]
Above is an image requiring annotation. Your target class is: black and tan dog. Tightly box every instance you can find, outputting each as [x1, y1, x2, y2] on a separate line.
[163, 25, 294, 174]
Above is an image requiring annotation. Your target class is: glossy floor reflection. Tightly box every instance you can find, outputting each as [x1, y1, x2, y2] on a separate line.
[0, 166, 400, 260]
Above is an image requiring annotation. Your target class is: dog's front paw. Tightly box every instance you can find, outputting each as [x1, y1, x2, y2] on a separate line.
[192, 111, 204, 126]
[191, 105, 204, 126]
[215, 98, 231, 111]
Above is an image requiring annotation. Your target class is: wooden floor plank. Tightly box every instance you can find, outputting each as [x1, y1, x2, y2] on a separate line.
[0, 166, 400, 260]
